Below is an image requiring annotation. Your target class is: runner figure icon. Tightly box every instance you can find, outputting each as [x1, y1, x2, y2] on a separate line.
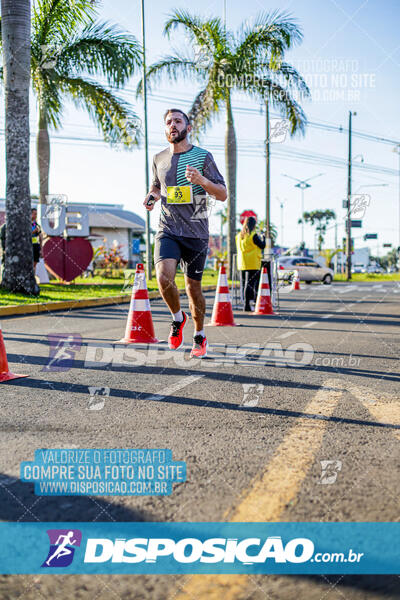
[45, 531, 77, 566]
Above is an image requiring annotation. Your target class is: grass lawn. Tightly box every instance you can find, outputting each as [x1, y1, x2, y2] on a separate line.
[334, 273, 400, 282]
[0, 269, 219, 306]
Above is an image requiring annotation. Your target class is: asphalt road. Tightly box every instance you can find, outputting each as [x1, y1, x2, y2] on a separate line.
[0, 280, 399, 599]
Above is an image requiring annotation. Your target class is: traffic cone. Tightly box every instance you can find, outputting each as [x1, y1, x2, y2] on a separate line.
[293, 270, 301, 290]
[207, 263, 237, 326]
[0, 323, 28, 383]
[118, 264, 159, 344]
[254, 267, 276, 315]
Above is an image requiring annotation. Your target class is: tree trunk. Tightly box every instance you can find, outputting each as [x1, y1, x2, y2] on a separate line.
[1, 0, 39, 295]
[37, 108, 50, 204]
[225, 92, 237, 279]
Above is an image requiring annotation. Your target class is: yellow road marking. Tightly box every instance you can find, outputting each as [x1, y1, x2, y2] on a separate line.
[171, 379, 344, 600]
[347, 383, 400, 441]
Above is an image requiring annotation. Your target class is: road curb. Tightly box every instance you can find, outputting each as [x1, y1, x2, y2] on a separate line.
[0, 285, 218, 318]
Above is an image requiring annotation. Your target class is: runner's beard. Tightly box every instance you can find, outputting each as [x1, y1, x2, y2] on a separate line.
[166, 127, 188, 144]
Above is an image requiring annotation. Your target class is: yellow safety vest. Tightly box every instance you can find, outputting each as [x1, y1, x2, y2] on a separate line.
[236, 231, 262, 270]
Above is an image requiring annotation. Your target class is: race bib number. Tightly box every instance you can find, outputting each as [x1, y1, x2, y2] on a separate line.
[166, 185, 193, 204]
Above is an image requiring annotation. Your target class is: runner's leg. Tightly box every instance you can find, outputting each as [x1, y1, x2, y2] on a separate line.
[156, 259, 180, 314]
[185, 276, 206, 332]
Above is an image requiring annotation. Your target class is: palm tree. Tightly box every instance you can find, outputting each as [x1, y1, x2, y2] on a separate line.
[1, 0, 39, 295]
[299, 209, 336, 251]
[258, 220, 278, 246]
[1, 0, 142, 203]
[143, 10, 309, 276]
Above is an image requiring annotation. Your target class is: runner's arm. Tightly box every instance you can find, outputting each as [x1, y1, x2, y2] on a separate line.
[186, 153, 227, 201]
[195, 174, 226, 201]
[144, 159, 162, 210]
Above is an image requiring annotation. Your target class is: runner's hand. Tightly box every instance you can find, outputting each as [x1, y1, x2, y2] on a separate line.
[185, 165, 205, 186]
[144, 192, 159, 211]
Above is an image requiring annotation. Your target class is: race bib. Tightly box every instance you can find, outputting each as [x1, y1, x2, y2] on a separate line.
[166, 185, 193, 204]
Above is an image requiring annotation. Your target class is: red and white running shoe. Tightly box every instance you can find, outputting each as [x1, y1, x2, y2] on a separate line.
[168, 312, 187, 350]
[190, 334, 208, 358]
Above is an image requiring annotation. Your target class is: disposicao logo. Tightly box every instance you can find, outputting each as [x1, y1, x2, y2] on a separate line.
[83, 536, 315, 565]
[42, 529, 82, 568]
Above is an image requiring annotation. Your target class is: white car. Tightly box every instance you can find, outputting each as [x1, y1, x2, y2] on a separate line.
[278, 256, 334, 284]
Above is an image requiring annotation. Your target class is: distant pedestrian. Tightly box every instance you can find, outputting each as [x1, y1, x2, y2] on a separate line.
[31, 208, 43, 271]
[236, 216, 265, 311]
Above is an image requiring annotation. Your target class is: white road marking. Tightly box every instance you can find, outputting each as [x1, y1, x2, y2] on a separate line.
[321, 314, 333, 319]
[146, 375, 205, 401]
[335, 307, 346, 312]
[301, 322, 317, 328]
[277, 330, 296, 339]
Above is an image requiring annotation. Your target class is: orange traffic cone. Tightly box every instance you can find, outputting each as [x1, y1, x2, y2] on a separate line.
[0, 324, 28, 383]
[293, 270, 301, 290]
[118, 264, 159, 344]
[207, 263, 237, 326]
[254, 267, 276, 315]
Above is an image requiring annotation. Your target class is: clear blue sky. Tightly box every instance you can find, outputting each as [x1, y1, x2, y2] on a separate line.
[2, 0, 400, 253]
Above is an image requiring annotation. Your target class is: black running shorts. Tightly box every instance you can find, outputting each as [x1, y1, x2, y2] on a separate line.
[154, 232, 208, 281]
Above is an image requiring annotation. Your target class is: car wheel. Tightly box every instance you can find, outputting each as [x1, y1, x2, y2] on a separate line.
[323, 274, 332, 285]
[305, 280, 312, 285]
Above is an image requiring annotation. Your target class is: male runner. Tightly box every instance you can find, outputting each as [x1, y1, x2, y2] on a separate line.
[144, 109, 227, 358]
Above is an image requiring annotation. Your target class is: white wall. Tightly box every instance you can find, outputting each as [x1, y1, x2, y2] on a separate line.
[90, 228, 130, 261]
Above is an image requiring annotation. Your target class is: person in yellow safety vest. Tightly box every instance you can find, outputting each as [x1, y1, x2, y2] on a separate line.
[31, 208, 43, 271]
[235, 216, 266, 311]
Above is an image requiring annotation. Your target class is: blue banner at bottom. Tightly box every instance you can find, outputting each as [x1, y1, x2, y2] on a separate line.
[0, 522, 398, 574]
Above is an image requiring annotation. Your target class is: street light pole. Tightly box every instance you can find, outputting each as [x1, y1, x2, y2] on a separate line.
[141, 0, 152, 280]
[282, 173, 324, 248]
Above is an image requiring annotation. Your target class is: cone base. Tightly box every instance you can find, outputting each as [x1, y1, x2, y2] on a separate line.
[0, 372, 28, 383]
[116, 337, 160, 345]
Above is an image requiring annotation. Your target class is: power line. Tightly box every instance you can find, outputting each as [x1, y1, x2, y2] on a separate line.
[144, 90, 400, 147]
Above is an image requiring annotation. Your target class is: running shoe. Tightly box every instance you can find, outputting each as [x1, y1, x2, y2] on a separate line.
[168, 312, 187, 350]
[190, 334, 208, 358]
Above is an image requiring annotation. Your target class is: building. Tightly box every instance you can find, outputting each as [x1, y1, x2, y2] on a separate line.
[85, 203, 145, 264]
[0, 200, 145, 266]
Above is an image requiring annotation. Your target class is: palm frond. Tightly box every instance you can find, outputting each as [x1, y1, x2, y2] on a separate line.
[247, 76, 308, 136]
[56, 74, 141, 146]
[55, 21, 141, 86]
[33, 71, 64, 128]
[33, 0, 95, 46]
[137, 54, 204, 96]
[258, 61, 311, 98]
[188, 85, 221, 138]
[235, 10, 303, 66]
[164, 9, 220, 53]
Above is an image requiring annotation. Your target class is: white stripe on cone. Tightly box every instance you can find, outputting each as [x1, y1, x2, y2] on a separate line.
[218, 274, 228, 287]
[216, 293, 231, 303]
[260, 288, 270, 296]
[130, 299, 151, 311]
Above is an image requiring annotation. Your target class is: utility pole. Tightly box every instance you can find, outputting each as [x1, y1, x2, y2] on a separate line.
[346, 110, 356, 281]
[334, 220, 338, 274]
[393, 144, 400, 251]
[265, 100, 271, 256]
[141, 0, 152, 280]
